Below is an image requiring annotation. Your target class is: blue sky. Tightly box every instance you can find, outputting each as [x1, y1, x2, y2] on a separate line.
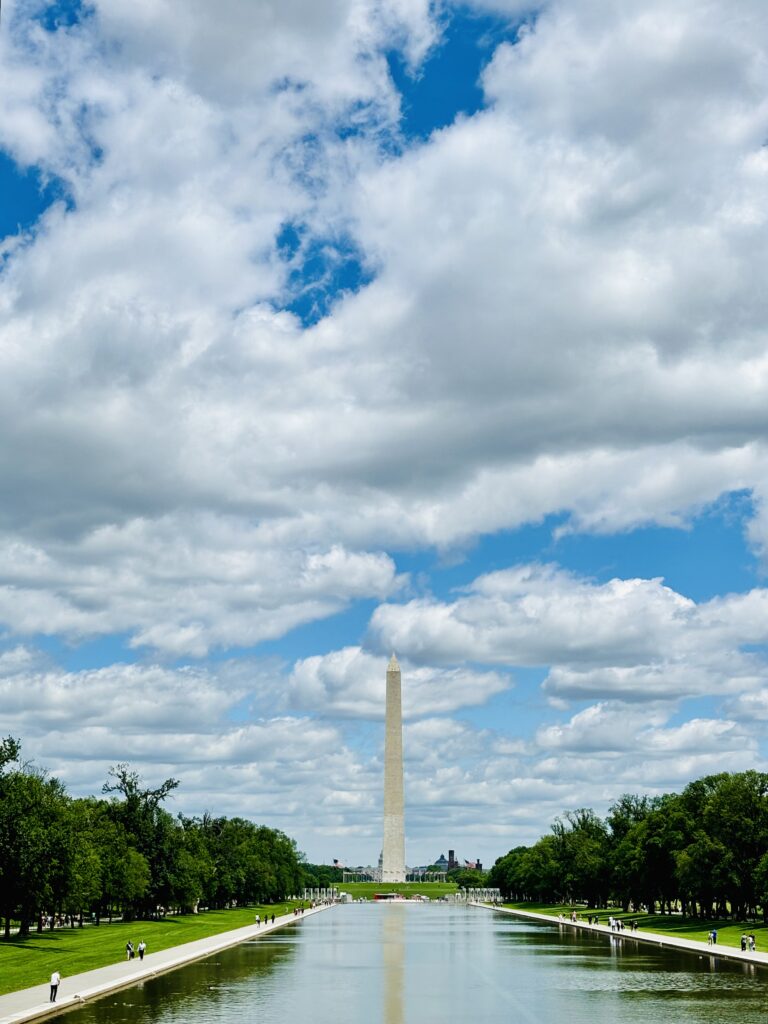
[2, 0, 768, 868]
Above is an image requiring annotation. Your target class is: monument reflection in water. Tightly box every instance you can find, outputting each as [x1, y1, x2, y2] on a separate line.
[63, 905, 768, 1024]
[382, 907, 404, 1024]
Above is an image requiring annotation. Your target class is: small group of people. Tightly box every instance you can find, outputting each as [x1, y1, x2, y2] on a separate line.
[740, 933, 756, 952]
[707, 929, 718, 945]
[292, 905, 306, 917]
[605, 916, 638, 932]
[125, 940, 147, 961]
[254, 913, 277, 926]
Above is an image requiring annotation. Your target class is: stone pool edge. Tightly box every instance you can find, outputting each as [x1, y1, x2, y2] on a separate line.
[470, 902, 768, 969]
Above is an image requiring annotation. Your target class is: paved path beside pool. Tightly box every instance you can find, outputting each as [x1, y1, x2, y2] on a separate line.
[0, 906, 333, 1024]
[471, 902, 768, 968]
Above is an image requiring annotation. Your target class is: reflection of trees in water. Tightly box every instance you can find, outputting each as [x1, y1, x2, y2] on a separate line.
[67, 938, 295, 1024]
[382, 909, 405, 1024]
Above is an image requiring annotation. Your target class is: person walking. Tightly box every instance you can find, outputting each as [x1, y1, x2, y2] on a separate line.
[50, 970, 61, 1002]
[126, 940, 134, 960]
[138, 940, 147, 960]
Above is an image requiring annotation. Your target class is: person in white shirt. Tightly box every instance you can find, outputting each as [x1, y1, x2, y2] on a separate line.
[50, 970, 61, 1002]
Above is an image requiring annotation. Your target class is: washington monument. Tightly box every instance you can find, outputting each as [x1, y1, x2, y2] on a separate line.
[382, 653, 406, 882]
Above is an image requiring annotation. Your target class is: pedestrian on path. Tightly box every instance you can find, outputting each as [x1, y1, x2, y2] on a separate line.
[138, 940, 146, 960]
[126, 940, 134, 960]
[49, 970, 61, 1002]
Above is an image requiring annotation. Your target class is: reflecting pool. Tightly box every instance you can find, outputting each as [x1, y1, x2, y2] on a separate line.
[66, 905, 767, 1024]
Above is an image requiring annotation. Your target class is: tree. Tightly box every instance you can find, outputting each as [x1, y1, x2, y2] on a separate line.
[551, 809, 609, 907]
[488, 847, 529, 901]
[0, 736, 21, 772]
[0, 766, 71, 937]
[102, 764, 180, 917]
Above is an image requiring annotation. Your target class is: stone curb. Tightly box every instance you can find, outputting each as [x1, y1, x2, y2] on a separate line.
[470, 902, 768, 969]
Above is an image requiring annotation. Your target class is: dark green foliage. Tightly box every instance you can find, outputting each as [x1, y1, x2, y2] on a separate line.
[448, 867, 489, 888]
[0, 739, 304, 936]
[492, 772, 768, 920]
[301, 863, 344, 889]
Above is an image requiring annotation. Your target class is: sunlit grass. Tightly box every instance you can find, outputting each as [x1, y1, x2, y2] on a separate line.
[340, 881, 458, 899]
[502, 902, 768, 950]
[0, 903, 295, 996]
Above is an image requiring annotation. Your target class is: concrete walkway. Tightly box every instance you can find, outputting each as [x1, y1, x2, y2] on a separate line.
[472, 903, 768, 969]
[0, 906, 333, 1024]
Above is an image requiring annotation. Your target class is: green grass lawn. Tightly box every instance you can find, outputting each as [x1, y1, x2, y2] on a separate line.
[502, 902, 768, 950]
[0, 903, 295, 996]
[340, 881, 458, 899]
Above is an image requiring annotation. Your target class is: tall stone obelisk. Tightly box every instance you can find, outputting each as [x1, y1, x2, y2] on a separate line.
[382, 653, 406, 882]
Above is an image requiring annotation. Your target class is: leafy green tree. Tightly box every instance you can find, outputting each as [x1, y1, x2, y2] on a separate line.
[519, 835, 563, 902]
[0, 736, 21, 772]
[301, 863, 344, 889]
[102, 764, 180, 917]
[488, 847, 528, 900]
[551, 809, 609, 907]
[452, 869, 488, 888]
[675, 832, 729, 918]
[0, 766, 71, 937]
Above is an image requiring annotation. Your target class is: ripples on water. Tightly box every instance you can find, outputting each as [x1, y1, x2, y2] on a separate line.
[65, 905, 767, 1024]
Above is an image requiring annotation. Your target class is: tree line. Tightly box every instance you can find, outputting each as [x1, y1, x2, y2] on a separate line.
[0, 737, 304, 937]
[488, 770, 768, 920]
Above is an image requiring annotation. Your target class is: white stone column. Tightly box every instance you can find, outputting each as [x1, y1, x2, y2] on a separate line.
[382, 653, 406, 882]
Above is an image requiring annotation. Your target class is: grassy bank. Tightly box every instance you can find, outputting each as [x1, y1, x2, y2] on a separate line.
[0, 903, 294, 996]
[341, 881, 458, 899]
[502, 902, 768, 950]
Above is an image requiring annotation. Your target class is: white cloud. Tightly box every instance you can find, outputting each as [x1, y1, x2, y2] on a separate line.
[369, 564, 768, 707]
[287, 646, 510, 719]
[0, 523, 401, 655]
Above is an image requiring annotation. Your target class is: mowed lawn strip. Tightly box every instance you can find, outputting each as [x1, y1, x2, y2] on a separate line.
[340, 882, 458, 899]
[0, 904, 294, 996]
[502, 902, 768, 950]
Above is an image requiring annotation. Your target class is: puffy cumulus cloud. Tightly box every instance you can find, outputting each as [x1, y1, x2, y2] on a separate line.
[640, 717, 751, 753]
[0, 522, 400, 655]
[286, 646, 510, 718]
[536, 702, 668, 752]
[483, 0, 768, 157]
[370, 562, 768, 706]
[535, 702, 754, 756]
[370, 563, 696, 667]
[532, 748, 761, 792]
[331, 0, 768, 542]
[0, 659, 241, 733]
[91, 0, 437, 106]
[725, 685, 768, 722]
